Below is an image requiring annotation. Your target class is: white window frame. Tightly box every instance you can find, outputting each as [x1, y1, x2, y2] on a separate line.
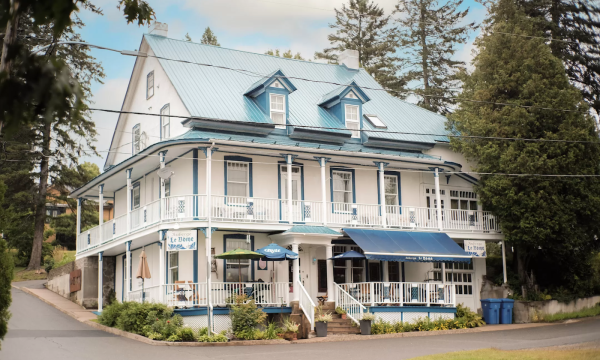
[384, 174, 399, 206]
[364, 114, 387, 128]
[146, 71, 154, 99]
[270, 93, 286, 129]
[132, 124, 141, 155]
[169, 252, 179, 283]
[225, 238, 251, 282]
[332, 170, 353, 204]
[226, 161, 249, 201]
[345, 104, 360, 138]
[433, 262, 474, 294]
[161, 104, 170, 140]
[132, 183, 141, 210]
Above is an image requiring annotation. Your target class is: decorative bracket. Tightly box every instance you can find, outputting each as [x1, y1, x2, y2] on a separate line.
[199, 147, 219, 157]
[198, 227, 218, 237]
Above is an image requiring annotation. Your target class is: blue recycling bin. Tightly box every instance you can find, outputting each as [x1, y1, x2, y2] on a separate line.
[499, 298, 514, 324]
[480, 299, 502, 324]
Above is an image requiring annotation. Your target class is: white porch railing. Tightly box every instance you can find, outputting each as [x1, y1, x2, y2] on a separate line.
[129, 284, 161, 304]
[298, 281, 315, 330]
[334, 282, 365, 325]
[77, 194, 501, 253]
[339, 282, 455, 307]
[164, 282, 208, 307]
[210, 282, 290, 307]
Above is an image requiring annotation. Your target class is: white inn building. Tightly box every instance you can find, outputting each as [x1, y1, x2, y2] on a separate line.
[71, 23, 504, 333]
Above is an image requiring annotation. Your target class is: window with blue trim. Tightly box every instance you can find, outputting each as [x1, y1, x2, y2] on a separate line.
[160, 104, 170, 140]
[227, 161, 249, 199]
[332, 170, 353, 204]
[225, 237, 252, 282]
[384, 175, 399, 206]
[345, 104, 360, 138]
[131, 183, 141, 209]
[269, 93, 286, 128]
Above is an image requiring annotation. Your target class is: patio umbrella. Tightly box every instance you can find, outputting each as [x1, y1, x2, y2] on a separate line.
[255, 244, 298, 300]
[328, 250, 365, 283]
[136, 249, 152, 303]
[214, 248, 263, 290]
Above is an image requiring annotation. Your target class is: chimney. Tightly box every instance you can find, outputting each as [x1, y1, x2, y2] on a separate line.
[338, 49, 359, 70]
[149, 22, 168, 37]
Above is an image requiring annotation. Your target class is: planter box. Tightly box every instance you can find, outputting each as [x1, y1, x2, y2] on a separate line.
[360, 320, 371, 335]
[315, 322, 328, 337]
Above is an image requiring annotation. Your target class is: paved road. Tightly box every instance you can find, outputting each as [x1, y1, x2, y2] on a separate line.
[3, 286, 600, 360]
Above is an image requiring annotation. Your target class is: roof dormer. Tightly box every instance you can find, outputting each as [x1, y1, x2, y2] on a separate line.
[319, 81, 370, 139]
[245, 69, 297, 129]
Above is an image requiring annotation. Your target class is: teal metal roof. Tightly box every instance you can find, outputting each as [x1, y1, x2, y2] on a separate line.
[174, 128, 441, 160]
[145, 35, 450, 144]
[283, 226, 341, 235]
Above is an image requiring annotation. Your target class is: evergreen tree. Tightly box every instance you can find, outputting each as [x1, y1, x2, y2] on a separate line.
[519, 0, 600, 115]
[51, 162, 101, 249]
[448, 0, 600, 295]
[184, 32, 192, 41]
[315, 0, 404, 94]
[395, 0, 476, 114]
[0, 234, 13, 350]
[265, 49, 305, 60]
[201, 27, 220, 46]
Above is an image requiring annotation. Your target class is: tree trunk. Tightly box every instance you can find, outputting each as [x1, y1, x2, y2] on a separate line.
[419, 0, 430, 108]
[548, 0, 562, 57]
[0, 0, 20, 135]
[27, 120, 51, 270]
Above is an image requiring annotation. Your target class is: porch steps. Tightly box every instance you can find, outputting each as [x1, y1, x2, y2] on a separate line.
[325, 314, 360, 335]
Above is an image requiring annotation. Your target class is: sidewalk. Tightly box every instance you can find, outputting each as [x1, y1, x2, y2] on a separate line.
[13, 283, 98, 323]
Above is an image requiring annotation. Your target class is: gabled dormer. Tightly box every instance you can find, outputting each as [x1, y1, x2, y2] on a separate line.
[244, 69, 297, 129]
[318, 81, 370, 139]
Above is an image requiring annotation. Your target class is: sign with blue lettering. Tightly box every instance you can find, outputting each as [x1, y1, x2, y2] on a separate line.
[464, 240, 486, 258]
[166, 230, 197, 251]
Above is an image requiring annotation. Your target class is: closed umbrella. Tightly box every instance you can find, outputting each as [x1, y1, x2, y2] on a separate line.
[214, 248, 264, 292]
[136, 249, 152, 303]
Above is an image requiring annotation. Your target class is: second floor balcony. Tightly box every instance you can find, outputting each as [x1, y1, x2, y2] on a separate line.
[77, 194, 501, 254]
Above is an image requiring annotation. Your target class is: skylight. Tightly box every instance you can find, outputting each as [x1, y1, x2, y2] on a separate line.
[364, 114, 387, 128]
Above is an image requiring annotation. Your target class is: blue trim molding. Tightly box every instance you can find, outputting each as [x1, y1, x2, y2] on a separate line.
[222, 234, 255, 281]
[377, 170, 402, 214]
[277, 159, 305, 221]
[224, 155, 253, 197]
[330, 167, 356, 204]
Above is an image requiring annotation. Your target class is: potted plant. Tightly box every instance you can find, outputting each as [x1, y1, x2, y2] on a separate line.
[315, 313, 332, 337]
[283, 318, 299, 340]
[360, 312, 376, 335]
[335, 306, 347, 319]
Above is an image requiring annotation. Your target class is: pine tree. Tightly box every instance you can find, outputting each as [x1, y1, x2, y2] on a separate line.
[395, 0, 476, 114]
[201, 27, 220, 46]
[448, 0, 600, 294]
[184, 32, 192, 41]
[519, 0, 600, 116]
[265, 49, 305, 60]
[315, 0, 404, 94]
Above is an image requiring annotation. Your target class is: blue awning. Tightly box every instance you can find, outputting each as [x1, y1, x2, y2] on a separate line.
[342, 229, 472, 263]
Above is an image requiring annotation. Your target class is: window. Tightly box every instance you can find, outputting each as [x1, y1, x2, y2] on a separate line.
[164, 178, 171, 197]
[345, 91, 358, 99]
[384, 175, 399, 206]
[270, 80, 284, 89]
[433, 262, 474, 295]
[450, 190, 478, 211]
[146, 71, 154, 99]
[388, 262, 400, 282]
[160, 104, 170, 140]
[345, 104, 360, 138]
[270, 93, 286, 128]
[333, 246, 347, 283]
[169, 252, 179, 283]
[132, 124, 141, 155]
[350, 246, 364, 283]
[332, 171, 353, 204]
[225, 237, 251, 282]
[364, 114, 387, 128]
[226, 162, 249, 199]
[132, 183, 141, 209]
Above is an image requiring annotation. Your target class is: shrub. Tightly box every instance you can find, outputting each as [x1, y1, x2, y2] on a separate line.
[0, 237, 14, 348]
[98, 301, 179, 337]
[197, 328, 228, 342]
[97, 301, 125, 327]
[371, 319, 395, 334]
[264, 322, 283, 339]
[229, 295, 267, 338]
[455, 304, 485, 328]
[177, 327, 197, 342]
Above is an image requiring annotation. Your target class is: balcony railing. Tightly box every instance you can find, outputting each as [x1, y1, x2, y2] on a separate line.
[338, 282, 455, 307]
[77, 194, 501, 253]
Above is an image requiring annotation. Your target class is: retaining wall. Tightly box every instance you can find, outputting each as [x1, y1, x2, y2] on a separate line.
[514, 295, 600, 323]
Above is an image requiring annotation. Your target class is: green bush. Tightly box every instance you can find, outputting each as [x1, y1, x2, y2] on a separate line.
[197, 328, 228, 342]
[177, 327, 197, 342]
[97, 301, 125, 327]
[98, 301, 179, 337]
[229, 295, 267, 339]
[0, 237, 14, 348]
[456, 304, 485, 328]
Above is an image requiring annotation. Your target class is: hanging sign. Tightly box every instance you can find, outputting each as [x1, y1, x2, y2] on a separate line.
[166, 230, 197, 251]
[464, 240, 486, 258]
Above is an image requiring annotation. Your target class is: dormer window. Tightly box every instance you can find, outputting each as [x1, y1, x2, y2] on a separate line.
[270, 93, 286, 128]
[345, 104, 360, 138]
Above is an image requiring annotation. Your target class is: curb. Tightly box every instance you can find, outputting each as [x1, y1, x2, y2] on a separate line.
[13, 285, 83, 321]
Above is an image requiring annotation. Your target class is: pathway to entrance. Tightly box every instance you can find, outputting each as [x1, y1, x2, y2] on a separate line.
[3, 283, 600, 360]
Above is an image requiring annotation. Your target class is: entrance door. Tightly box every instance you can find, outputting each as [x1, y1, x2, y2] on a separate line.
[368, 262, 381, 282]
[281, 165, 301, 222]
[317, 260, 327, 293]
[425, 187, 445, 227]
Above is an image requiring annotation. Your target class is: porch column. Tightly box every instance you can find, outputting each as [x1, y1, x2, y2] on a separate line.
[125, 241, 131, 301]
[292, 243, 299, 302]
[382, 261, 389, 282]
[158, 151, 167, 220]
[98, 184, 104, 226]
[501, 240, 508, 284]
[375, 162, 389, 228]
[202, 145, 216, 334]
[286, 154, 294, 224]
[126, 168, 133, 234]
[314, 157, 330, 226]
[433, 168, 443, 231]
[158, 231, 165, 303]
[76, 198, 82, 249]
[98, 252, 103, 311]
[441, 262, 446, 285]
[325, 244, 334, 303]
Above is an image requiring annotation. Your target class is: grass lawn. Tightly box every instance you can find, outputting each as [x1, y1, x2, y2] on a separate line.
[412, 348, 600, 360]
[540, 306, 600, 322]
[12, 266, 47, 282]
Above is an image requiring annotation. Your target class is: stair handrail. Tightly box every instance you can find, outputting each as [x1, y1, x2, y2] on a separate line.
[334, 283, 366, 325]
[298, 281, 315, 330]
